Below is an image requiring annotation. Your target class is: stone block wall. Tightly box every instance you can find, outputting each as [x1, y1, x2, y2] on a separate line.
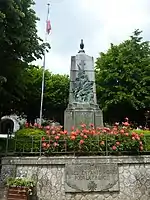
[1, 156, 150, 200]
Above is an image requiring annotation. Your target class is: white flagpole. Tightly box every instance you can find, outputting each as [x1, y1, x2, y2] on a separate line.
[39, 3, 50, 125]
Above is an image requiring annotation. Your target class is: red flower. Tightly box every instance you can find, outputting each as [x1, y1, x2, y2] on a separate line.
[46, 126, 50, 130]
[125, 133, 129, 136]
[51, 130, 56, 135]
[25, 122, 29, 128]
[112, 146, 117, 150]
[90, 123, 94, 127]
[34, 123, 38, 127]
[53, 142, 59, 147]
[122, 122, 130, 126]
[70, 135, 76, 140]
[120, 129, 125, 134]
[116, 141, 120, 146]
[55, 135, 60, 140]
[71, 131, 77, 136]
[42, 137, 45, 141]
[63, 130, 68, 135]
[81, 123, 86, 128]
[79, 140, 84, 145]
[83, 135, 87, 139]
[42, 142, 47, 147]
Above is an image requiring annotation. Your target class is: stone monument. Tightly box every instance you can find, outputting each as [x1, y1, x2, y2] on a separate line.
[64, 40, 103, 132]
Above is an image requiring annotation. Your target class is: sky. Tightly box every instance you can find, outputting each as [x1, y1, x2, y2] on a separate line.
[33, 0, 150, 75]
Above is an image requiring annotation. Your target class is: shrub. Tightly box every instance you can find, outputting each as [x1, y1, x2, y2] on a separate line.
[41, 121, 145, 155]
[14, 128, 46, 153]
[132, 130, 150, 151]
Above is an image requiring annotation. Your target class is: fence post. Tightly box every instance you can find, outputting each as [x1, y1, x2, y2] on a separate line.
[5, 129, 10, 156]
[105, 133, 108, 156]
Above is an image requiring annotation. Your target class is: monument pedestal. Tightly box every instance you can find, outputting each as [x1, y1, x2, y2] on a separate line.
[64, 40, 103, 132]
[64, 103, 103, 132]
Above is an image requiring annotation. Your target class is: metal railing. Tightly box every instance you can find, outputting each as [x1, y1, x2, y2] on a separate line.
[0, 132, 150, 157]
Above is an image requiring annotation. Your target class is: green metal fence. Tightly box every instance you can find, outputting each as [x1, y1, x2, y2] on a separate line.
[0, 132, 150, 156]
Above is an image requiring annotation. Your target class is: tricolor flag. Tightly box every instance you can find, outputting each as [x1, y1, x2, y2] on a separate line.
[46, 20, 51, 34]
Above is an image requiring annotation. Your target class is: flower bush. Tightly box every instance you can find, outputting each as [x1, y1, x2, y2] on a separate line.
[22, 118, 145, 155]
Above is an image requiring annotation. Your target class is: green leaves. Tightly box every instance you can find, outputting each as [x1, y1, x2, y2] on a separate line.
[96, 30, 150, 122]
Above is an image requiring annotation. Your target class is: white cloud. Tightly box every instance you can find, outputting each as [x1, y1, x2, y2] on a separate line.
[34, 0, 150, 74]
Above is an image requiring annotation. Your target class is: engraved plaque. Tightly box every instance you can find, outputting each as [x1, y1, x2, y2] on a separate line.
[65, 163, 119, 192]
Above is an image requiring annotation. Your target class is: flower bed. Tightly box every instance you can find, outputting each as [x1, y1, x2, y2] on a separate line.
[40, 123, 144, 155]
[10, 119, 145, 156]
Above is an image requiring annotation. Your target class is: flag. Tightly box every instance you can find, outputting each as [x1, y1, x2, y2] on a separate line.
[46, 20, 51, 34]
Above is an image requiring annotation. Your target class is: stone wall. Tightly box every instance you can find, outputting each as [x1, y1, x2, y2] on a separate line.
[1, 156, 150, 200]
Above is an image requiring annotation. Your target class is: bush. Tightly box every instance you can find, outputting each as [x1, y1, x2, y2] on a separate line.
[41, 122, 145, 155]
[132, 130, 150, 151]
[14, 128, 46, 153]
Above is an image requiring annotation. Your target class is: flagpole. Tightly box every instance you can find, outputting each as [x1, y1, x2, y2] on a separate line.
[39, 3, 50, 125]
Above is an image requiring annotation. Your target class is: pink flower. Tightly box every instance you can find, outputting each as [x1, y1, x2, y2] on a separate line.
[53, 142, 59, 147]
[46, 126, 50, 130]
[55, 135, 60, 140]
[120, 129, 125, 134]
[70, 135, 76, 140]
[83, 135, 87, 139]
[71, 126, 75, 131]
[80, 133, 84, 137]
[34, 123, 38, 127]
[42, 137, 45, 141]
[63, 130, 68, 135]
[51, 130, 56, 135]
[47, 143, 50, 148]
[81, 123, 86, 128]
[122, 122, 130, 126]
[46, 130, 50, 135]
[79, 140, 84, 145]
[42, 142, 47, 147]
[90, 123, 94, 127]
[112, 146, 117, 150]
[139, 141, 143, 145]
[125, 117, 129, 121]
[116, 141, 120, 146]
[132, 137, 135, 140]
[125, 133, 129, 136]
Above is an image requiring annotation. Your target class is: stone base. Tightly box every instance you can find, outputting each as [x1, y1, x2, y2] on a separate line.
[64, 103, 103, 132]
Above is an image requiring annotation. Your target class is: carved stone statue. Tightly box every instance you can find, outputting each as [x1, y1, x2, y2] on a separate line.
[72, 61, 94, 103]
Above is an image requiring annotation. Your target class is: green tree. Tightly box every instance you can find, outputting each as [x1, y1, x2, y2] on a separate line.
[96, 30, 150, 124]
[22, 66, 69, 124]
[0, 0, 50, 117]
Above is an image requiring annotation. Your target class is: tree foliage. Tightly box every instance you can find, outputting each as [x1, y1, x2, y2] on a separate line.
[22, 66, 69, 124]
[0, 0, 50, 117]
[96, 30, 150, 123]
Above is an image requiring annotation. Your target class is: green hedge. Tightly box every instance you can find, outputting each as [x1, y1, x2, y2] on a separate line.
[15, 128, 46, 153]
[133, 130, 150, 151]
[133, 130, 150, 135]
[0, 128, 46, 154]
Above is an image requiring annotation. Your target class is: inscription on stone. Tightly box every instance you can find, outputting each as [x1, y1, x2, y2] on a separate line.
[65, 163, 119, 192]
